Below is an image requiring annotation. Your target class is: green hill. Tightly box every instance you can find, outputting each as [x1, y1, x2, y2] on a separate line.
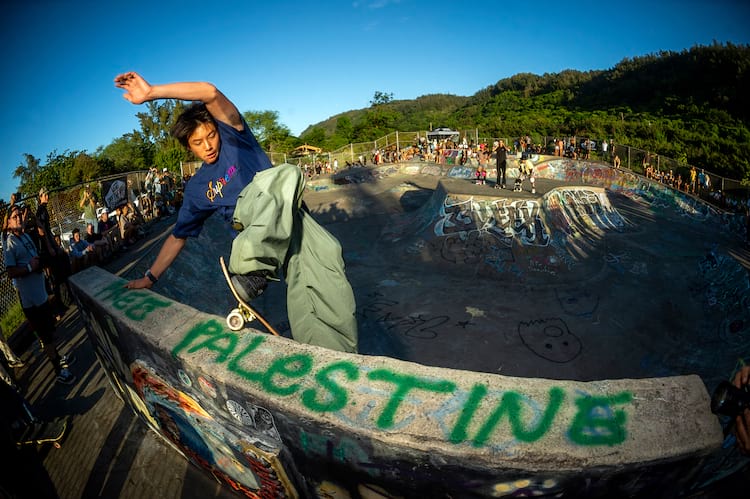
[302, 42, 750, 182]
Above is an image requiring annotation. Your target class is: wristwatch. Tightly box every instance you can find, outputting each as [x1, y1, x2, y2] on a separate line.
[145, 269, 158, 283]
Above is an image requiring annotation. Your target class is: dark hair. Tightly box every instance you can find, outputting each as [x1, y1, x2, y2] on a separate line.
[72, 228, 80, 234]
[171, 103, 217, 148]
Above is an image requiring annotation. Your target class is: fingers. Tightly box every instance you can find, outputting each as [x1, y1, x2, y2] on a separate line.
[736, 410, 750, 455]
[732, 366, 750, 388]
[114, 72, 136, 87]
[123, 277, 150, 290]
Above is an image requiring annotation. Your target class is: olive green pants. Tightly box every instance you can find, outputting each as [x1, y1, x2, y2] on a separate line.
[229, 163, 358, 353]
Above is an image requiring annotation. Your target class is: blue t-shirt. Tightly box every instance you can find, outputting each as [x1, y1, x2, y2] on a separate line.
[174, 119, 272, 238]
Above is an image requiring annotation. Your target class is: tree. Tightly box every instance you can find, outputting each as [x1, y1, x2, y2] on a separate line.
[135, 100, 186, 146]
[99, 132, 154, 172]
[63, 151, 101, 185]
[370, 91, 394, 106]
[12, 154, 42, 198]
[300, 126, 326, 147]
[335, 116, 353, 142]
[242, 110, 293, 152]
[153, 145, 188, 173]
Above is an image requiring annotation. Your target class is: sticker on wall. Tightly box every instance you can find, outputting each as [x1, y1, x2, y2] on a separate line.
[177, 369, 192, 387]
[245, 401, 282, 445]
[198, 376, 217, 398]
[227, 399, 255, 427]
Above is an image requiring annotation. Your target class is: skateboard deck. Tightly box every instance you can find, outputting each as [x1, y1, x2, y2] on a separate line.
[219, 257, 280, 336]
[16, 418, 67, 449]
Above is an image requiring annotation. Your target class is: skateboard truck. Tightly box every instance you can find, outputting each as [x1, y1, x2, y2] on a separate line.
[220, 257, 281, 336]
[227, 306, 256, 331]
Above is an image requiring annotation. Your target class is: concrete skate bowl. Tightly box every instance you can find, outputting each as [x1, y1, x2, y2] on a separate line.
[69, 156, 750, 498]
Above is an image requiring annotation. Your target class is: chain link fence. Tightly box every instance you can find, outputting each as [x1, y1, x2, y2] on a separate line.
[1, 170, 152, 330]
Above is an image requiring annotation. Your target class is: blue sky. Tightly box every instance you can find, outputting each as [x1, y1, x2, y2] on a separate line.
[2, 0, 749, 202]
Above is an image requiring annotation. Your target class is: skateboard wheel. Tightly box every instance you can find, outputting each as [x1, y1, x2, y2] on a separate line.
[227, 309, 245, 331]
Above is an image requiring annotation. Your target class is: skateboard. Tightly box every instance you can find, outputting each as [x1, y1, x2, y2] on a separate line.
[16, 418, 67, 449]
[219, 257, 280, 336]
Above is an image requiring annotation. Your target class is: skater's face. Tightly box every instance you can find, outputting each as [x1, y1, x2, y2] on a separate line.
[188, 122, 221, 164]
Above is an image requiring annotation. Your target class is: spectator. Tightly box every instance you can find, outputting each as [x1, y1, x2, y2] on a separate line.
[144, 168, 157, 195]
[613, 154, 621, 169]
[117, 203, 140, 246]
[161, 168, 176, 213]
[35, 187, 71, 317]
[69, 228, 96, 272]
[97, 208, 116, 234]
[582, 139, 591, 160]
[54, 233, 66, 255]
[85, 222, 111, 260]
[3, 205, 75, 385]
[97, 207, 120, 252]
[79, 185, 98, 233]
[494, 140, 510, 189]
[689, 166, 698, 194]
[153, 168, 162, 198]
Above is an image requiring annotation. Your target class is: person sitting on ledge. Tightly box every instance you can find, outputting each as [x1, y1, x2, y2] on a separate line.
[69, 227, 96, 272]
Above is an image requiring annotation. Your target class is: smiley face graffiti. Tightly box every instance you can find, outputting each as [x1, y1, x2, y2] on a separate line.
[518, 318, 582, 363]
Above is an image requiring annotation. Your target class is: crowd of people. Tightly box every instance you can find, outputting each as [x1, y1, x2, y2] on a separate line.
[322, 134, 748, 223]
[0, 170, 190, 470]
[0, 171, 188, 410]
[643, 158, 704, 194]
[365, 134, 611, 167]
[142, 167, 179, 218]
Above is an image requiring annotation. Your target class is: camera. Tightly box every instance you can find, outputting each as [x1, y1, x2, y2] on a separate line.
[711, 380, 750, 417]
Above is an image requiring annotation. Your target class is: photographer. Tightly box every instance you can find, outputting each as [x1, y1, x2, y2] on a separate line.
[3, 205, 75, 384]
[79, 185, 98, 233]
[733, 366, 750, 455]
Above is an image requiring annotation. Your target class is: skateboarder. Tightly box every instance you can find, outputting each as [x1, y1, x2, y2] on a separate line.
[116, 72, 358, 353]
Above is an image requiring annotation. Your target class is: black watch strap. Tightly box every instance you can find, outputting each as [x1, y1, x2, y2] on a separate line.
[145, 269, 158, 283]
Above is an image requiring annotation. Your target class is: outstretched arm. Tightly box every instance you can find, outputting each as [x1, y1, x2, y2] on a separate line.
[124, 234, 186, 290]
[114, 71, 243, 131]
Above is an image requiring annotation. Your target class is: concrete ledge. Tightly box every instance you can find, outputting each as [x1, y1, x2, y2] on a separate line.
[70, 266, 723, 498]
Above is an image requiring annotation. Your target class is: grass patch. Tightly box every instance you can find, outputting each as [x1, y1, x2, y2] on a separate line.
[1, 302, 25, 339]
